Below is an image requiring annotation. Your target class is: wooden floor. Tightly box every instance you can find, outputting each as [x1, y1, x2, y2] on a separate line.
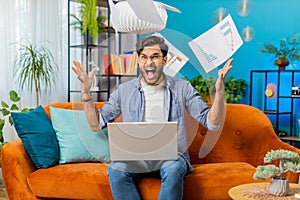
[0, 188, 8, 200]
[0, 178, 8, 199]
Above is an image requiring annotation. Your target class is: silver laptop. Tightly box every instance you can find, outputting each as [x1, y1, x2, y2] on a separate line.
[107, 122, 178, 161]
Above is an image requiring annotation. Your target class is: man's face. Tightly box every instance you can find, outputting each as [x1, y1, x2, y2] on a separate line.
[138, 44, 167, 86]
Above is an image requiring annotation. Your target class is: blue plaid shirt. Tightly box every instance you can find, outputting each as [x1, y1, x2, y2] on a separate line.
[99, 74, 217, 171]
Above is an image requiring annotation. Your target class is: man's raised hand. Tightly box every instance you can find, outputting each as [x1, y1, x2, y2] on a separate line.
[71, 61, 95, 94]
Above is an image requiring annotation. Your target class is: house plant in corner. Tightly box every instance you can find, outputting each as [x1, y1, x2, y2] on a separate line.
[253, 149, 300, 196]
[258, 32, 300, 70]
[13, 39, 58, 107]
[70, 0, 107, 44]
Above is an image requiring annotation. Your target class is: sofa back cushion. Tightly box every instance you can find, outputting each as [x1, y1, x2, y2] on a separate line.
[50, 107, 111, 164]
[11, 105, 59, 168]
[43, 102, 105, 118]
[43, 102, 288, 167]
[187, 104, 290, 166]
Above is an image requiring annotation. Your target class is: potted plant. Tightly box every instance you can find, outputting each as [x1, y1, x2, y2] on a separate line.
[189, 75, 216, 103]
[0, 90, 32, 150]
[257, 32, 300, 70]
[188, 75, 248, 103]
[13, 40, 58, 107]
[70, 0, 107, 44]
[253, 149, 300, 196]
[224, 76, 248, 103]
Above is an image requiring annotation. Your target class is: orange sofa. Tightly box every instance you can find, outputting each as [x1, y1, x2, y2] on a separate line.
[2, 102, 300, 200]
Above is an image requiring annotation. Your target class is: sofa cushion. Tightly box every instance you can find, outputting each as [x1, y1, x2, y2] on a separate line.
[27, 161, 263, 200]
[11, 105, 59, 168]
[27, 163, 113, 199]
[50, 107, 110, 164]
[183, 162, 265, 200]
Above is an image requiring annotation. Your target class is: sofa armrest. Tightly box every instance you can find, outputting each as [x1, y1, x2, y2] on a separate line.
[1, 139, 37, 199]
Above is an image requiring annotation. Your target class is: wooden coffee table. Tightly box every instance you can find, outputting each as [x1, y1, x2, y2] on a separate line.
[228, 182, 300, 200]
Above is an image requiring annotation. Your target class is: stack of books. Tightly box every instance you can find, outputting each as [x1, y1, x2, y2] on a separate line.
[103, 52, 138, 75]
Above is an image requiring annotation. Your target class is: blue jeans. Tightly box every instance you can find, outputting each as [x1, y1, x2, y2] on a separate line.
[108, 156, 188, 200]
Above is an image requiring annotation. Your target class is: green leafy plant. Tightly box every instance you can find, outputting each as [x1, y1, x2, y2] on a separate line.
[224, 76, 248, 103]
[13, 40, 58, 106]
[70, 0, 107, 43]
[0, 90, 33, 149]
[258, 32, 300, 68]
[189, 75, 248, 103]
[253, 149, 300, 180]
[189, 75, 216, 102]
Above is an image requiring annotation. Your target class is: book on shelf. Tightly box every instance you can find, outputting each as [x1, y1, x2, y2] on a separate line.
[111, 54, 123, 75]
[102, 54, 114, 75]
[123, 51, 138, 75]
[102, 52, 138, 76]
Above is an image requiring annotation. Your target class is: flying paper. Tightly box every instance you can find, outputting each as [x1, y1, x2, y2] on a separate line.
[189, 14, 243, 73]
[153, 33, 189, 77]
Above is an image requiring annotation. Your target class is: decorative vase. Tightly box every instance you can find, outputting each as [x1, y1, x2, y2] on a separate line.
[274, 58, 289, 71]
[269, 177, 289, 196]
[83, 33, 94, 46]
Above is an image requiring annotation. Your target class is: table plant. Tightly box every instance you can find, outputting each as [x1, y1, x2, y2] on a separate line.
[253, 149, 300, 196]
[257, 32, 300, 70]
[13, 40, 58, 107]
[70, 0, 107, 44]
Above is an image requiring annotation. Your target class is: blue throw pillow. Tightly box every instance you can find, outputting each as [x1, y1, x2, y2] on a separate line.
[11, 105, 59, 168]
[50, 107, 110, 164]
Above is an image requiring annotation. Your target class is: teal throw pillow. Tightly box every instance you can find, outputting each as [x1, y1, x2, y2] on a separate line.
[50, 107, 110, 164]
[11, 105, 59, 168]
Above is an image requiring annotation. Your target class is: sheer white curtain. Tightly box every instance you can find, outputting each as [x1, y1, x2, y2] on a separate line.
[0, 0, 137, 141]
[0, 0, 68, 107]
[0, 0, 68, 141]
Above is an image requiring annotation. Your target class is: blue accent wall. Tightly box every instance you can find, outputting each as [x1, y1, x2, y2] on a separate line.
[159, 0, 300, 83]
[157, 0, 300, 135]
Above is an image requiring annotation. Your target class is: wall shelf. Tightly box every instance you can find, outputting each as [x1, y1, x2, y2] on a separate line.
[67, 0, 138, 102]
[249, 70, 300, 142]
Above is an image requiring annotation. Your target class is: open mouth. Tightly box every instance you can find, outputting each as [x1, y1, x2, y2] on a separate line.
[145, 69, 156, 78]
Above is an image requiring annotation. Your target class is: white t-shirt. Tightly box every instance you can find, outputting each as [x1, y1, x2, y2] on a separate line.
[141, 81, 165, 122]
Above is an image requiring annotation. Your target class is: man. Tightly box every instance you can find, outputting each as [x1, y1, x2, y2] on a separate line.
[72, 35, 232, 200]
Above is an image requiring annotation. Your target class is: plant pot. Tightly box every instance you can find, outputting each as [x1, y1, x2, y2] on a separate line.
[82, 33, 94, 46]
[270, 177, 289, 196]
[274, 58, 289, 71]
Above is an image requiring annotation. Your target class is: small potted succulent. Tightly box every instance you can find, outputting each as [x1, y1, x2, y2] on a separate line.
[253, 149, 300, 196]
[257, 32, 300, 70]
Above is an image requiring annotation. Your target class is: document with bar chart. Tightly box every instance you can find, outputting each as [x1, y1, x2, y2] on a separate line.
[188, 14, 243, 73]
[153, 33, 189, 77]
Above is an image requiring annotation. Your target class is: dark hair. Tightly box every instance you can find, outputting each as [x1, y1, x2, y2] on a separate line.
[135, 36, 169, 57]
